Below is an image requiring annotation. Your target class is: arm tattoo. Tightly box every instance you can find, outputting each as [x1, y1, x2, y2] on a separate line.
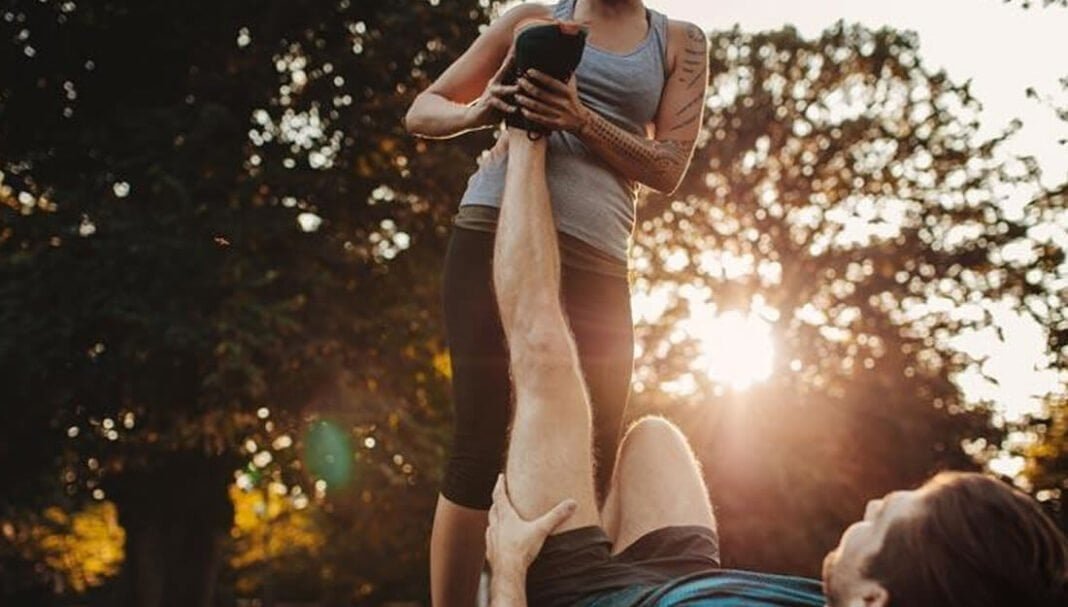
[666, 90, 704, 133]
[674, 92, 703, 117]
[580, 111, 692, 193]
[684, 23, 705, 46]
[679, 24, 708, 88]
[572, 23, 705, 193]
[666, 25, 708, 132]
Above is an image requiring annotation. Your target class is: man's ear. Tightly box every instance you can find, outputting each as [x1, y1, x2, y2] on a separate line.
[860, 581, 889, 607]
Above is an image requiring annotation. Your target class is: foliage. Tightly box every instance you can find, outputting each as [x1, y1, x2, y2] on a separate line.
[630, 23, 1066, 574]
[0, 0, 482, 603]
[1024, 396, 1068, 527]
[0, 0, 1065, 602]
[7, 502, 124, 594]
[1011, 0, 1068, 529]
[228, 484, 323, 595]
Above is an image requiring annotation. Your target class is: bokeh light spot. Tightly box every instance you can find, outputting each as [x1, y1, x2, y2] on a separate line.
[303, 420, 353, 489]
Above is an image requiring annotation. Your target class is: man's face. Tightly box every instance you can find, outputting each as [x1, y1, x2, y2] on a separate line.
[821, 489, 925, 607]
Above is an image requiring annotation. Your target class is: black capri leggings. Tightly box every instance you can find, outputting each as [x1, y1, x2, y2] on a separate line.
[441, 225, 634, 510]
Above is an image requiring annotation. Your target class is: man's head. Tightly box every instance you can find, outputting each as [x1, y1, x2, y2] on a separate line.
[822, 472, 1067, 607]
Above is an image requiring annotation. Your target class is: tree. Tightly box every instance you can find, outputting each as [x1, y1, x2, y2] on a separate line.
[1001, 0, 1068, 532]
[3, 0, 1066, 602]
[0, 0, 486, 604]
[630, 23, 1066, 574]
[1024, 396, 1068, 529]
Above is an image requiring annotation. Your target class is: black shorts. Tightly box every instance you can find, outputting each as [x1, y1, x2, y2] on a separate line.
[527, 525, 721, 607]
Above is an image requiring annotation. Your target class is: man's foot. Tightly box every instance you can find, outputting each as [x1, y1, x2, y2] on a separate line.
[502, 21, 587, 140]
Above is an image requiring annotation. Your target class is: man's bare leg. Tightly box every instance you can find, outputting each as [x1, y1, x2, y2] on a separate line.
[493, 128, 599, 530]
[601, 416, 716, 554]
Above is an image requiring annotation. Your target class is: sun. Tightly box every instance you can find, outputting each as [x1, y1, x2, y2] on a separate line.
[683, 307, 775, 391]
[631, 288, 777, 393]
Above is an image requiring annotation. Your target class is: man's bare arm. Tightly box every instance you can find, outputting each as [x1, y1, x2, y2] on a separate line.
[485, 476, 577, 607]
[490, 573, 527, 607]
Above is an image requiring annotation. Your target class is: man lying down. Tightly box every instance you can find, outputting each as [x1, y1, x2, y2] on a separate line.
[483, 73, 1068, 607]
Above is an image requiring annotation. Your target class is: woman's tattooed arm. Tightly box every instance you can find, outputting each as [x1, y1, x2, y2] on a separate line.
[577, 114, 694, 194]
[575, 22, 709, 195]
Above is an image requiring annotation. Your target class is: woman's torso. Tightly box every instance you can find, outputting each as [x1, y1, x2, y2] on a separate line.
[457, 0, 669, 265]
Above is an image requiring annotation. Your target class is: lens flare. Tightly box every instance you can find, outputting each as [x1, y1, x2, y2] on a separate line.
[303, 420, 353, 489]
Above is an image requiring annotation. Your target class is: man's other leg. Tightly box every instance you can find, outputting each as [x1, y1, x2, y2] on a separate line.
[493, 129, 599, 530]
[601, 416, 716, 554]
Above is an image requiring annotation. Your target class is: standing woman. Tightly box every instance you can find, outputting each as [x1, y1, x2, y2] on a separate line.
[405, 1, 709, 604]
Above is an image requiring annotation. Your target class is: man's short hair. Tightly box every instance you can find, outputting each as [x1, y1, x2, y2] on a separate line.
[864, 472, 1067, 607]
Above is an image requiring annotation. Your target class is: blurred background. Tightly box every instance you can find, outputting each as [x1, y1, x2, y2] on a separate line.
[0, 0, 1065, 605]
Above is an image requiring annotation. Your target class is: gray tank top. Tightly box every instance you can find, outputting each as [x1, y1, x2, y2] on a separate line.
[458, 0, 669, 262]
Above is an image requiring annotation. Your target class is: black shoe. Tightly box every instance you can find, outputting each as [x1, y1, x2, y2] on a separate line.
[502, 23, 587, 140]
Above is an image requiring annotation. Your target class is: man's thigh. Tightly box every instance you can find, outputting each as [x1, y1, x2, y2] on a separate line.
[603, 417, 716, 554]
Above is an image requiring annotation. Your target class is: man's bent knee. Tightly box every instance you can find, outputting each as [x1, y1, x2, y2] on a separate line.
[621, 416, 691, 453]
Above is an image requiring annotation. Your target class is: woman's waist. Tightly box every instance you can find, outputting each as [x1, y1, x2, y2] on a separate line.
[470, 133, 636, 188]
[452, 205, 629, 279]
[462, 155, 636, 210]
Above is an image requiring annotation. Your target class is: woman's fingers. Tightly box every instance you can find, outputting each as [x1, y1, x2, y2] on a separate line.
[517, 78, 567, 111]
[521, 108, 560, 128]
[490, 83, 519, 97]
[525, 69, 571, 95]
[515, 92, 556, 116]
[489, 83, 516, 104]
[488, 97, 516, 114]
[517, 77, 548, 99]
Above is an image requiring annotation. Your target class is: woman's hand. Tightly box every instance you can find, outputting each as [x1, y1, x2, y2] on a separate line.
[514, 69, 592, 133]
[464, 48, 521, 130]
[485, 474, 577, 578]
